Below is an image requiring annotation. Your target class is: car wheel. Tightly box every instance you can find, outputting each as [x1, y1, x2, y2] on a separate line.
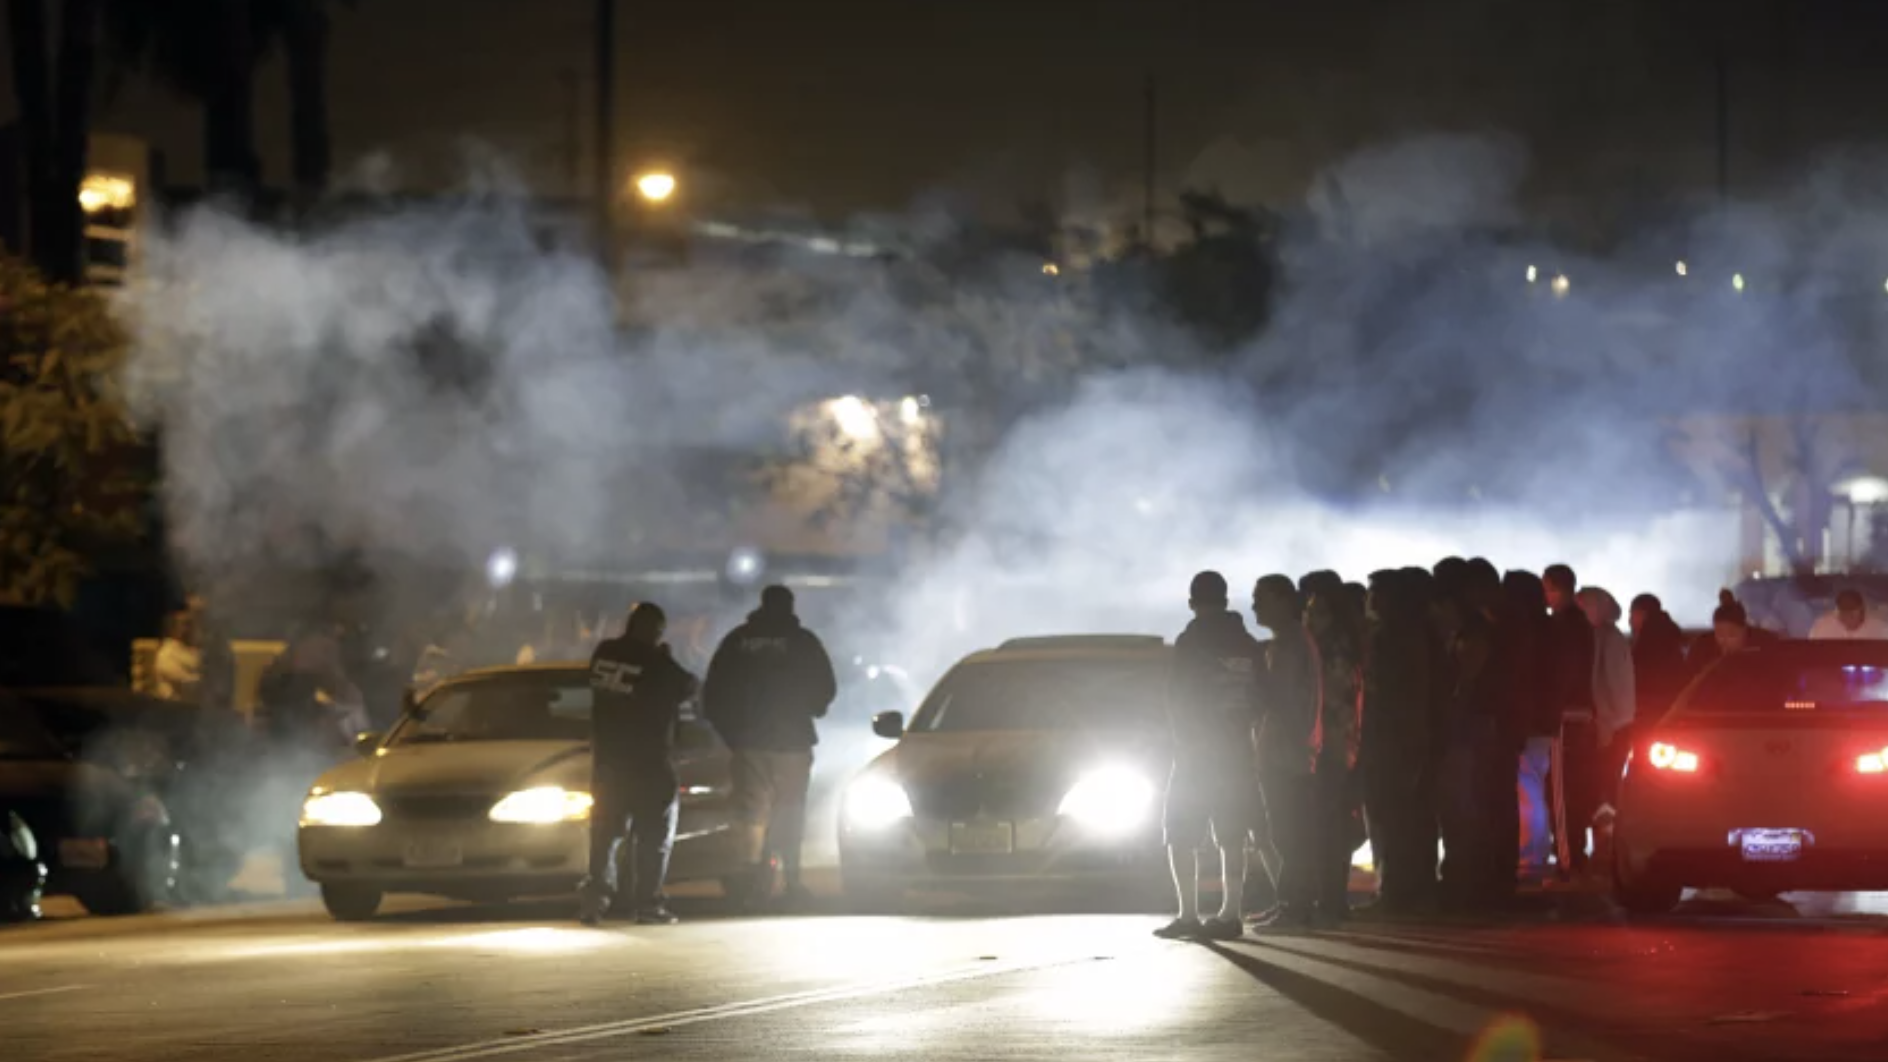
[80, 828, 181, 916]
[320, 884, 383, 922]
[1612, 858, 1681, 916]
[841, 872, 903, 913]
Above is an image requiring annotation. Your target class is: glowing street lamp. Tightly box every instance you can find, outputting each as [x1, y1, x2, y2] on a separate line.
[634, 171, 677, 204]
[1675, 261, 1688, 277]
[829, 395, 879, 441]
[1732, 273, 1746, 292]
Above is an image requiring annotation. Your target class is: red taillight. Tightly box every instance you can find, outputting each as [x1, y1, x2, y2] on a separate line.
[1647, 741, 1700, 773]
[1857, 749, 1888, 774]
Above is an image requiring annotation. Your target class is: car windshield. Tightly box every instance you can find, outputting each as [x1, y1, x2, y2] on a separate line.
[389, 673, 593, 745]
[0, 702, 63, 759]
[908, 658, 1167, 733]
[1686, 651, 1888, 714]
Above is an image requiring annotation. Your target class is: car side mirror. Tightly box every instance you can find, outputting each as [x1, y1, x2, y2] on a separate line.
[871, 711, 905, 740]
[354, 731, 383, 757]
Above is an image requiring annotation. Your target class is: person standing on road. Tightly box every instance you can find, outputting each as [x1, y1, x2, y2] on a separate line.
[582, 602, 699, 927]
[1252, 574, 1330, 929]
[703, 585, 838, 910]
[1155, 571, 1265, 941]
[1627, 594, 1688, 721]
[1542, 564, 1597, 875]
[1359, 570, 1437, 916]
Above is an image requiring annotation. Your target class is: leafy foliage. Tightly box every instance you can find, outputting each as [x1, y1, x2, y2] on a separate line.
[0, 257, 144, 606]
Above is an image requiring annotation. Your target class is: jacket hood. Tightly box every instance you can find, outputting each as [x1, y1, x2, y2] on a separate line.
[1577, 587, 1623, 627]
[745, 609, 802, 630]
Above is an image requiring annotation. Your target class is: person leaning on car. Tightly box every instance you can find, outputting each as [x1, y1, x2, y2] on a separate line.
[703, 585, 838, 910]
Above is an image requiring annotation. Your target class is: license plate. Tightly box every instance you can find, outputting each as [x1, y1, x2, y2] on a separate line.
[949, 821, 1014, 855]
[58, 838, 110, 869]
[1738, 829, 1804, 863]
[403, 839, 464, 868]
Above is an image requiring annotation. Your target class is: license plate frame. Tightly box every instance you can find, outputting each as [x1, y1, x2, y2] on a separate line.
[402, 838, 465, 869]
[949, 821, 1015, 856]
[1737, 828, 1805, 863]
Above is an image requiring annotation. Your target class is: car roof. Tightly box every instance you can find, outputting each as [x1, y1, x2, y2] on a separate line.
[1712, 639, 1888, 666]
[958, 635, 1170, 667]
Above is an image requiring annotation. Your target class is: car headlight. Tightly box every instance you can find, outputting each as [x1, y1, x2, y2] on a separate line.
[1057, 766, 1156, 833]
[300, 791, 382, 828]
[844, 776, 913, 831]
[489, 786, 594, 824]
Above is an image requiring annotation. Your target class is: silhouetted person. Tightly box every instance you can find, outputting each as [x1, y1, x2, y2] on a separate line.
[1502, 571, 1552, 883]
[1809, 588, 1888, 640]
[1252, 574, 1333, 928]
[1542, 564, 1596, 875]
[1306, 576, 1367, 925]
[1360, 571, 1437, 916]
[1438, 562, 1508, 910]
[1687, 591, 1777, 676]
[1156, 571, 1264, 941]
[703, 585, 837, 909]
[1628, 594, 1688, 722]
[582, 603, 699, 926]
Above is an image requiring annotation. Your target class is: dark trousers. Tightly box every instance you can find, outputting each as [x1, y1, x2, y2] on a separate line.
[584, 772, 679, 912]
[1438, 718, 1500, 908]
[1559, 718, 1601, 871]
[1363, 754, 1435, 910]
[1268, 768, 1353, 917]
[1483, 741, 1522, 904]
[732, 749, 813, 887]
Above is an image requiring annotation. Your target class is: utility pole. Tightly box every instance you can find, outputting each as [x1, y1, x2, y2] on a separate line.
[1142, 72, 1157, 251]
[594, 0, 616, 250]
[1714, 32, 1730, 202]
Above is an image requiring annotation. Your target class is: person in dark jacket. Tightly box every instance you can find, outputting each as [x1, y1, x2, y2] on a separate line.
[702, 585, 838, 909]
[1156, 571, 1265, 941]
[1501, 571, 1553, 881]
[1252, 574, 1335, 928]
[1628, 594, 1688, 723]
[582, 602, 699, 926]
[1542, 563, 1597, 875]
[1432, 562, 1507, 909]
[1359, 570, 1438, 916]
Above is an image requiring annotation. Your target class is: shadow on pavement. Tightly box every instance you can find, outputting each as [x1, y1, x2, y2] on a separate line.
[1198, 941, 1465, 1062]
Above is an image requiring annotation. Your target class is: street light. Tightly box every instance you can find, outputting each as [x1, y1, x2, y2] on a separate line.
[634, 171, 677, 203]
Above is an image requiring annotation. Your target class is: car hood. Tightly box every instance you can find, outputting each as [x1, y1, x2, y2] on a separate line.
[316, 741, 591, 796]
[869, 730, 1165, 789]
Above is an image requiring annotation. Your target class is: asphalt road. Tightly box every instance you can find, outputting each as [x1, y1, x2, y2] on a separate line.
[6, 885, 1888, 1062]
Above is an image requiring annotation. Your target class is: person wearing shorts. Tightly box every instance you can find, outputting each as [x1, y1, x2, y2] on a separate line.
[1156, 571, 1264, 942]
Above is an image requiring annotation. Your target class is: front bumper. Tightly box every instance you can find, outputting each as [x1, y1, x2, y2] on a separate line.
[839, 815, 1163, 890]
[299, 820, 589, 894]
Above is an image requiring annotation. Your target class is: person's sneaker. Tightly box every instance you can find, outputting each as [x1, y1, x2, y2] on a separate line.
[1199, 916, 1245, 941]
[635, 906, 680, 925]
[1153, 917, 1202, 940]
[1243, 903, 1281, 927]
[578, 895, 607, 927]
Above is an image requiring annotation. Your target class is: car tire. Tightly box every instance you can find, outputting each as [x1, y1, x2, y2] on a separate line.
[79, 828, 181, 916]
[1612, 857, 1681, 916]
[320, 884, 383, 922]
[841, 872, 903, 913]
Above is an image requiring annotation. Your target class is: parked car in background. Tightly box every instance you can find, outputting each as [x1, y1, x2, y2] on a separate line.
[0, 695, 179, 914]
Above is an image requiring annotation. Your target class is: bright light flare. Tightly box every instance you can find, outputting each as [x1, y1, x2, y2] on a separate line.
[1647, 741, 1699, 773]
[1732, 273, 1746, 292]
[634, 172, 677, 202]
[1550, 274, 1570, 297]
[899, 396, 922, 425]
[829, 395, 880, 441]
[489, 786, 593, 824]
[1675, 260, 1688, 277]
[1042, 262, 1061, 276]
[486, 547, 519, 589]
[79, 173, 134, 214]
[1056, 766, 1157, 833]
[1858, 748, 1888, 774]
[300, 791, 382, 827]
[844, 776, 912, 831]
[1525, 265, 1538, 283]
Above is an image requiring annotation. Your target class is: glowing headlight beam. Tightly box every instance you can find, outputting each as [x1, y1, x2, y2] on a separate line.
[1056, 766, 1157, 834]
[300, 791, 382, 828]
[489, 787, 594, 824]
[844, 776, 913, 831]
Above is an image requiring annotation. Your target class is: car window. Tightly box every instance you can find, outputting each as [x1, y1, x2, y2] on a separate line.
[389, 673, 593, 745]
[1683, 654, 1888, 715]
[908, 659, 1167, 733]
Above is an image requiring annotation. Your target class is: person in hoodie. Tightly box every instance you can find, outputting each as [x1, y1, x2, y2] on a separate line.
[1155, 571, 1265, 941]
[1628, 594, 1688, 723]
[703, 585, 838, 909]
[1252, 574, 1332, 928]
[1502, 571, 1555, 879]
[1306, 579, 1367, 924]
[582, 602, 700, 926]
[1809, 589, 1888, 640]
[1576, 588, 1636, 832]
[1359, 570, 1437, 916]
[1440, 561, 1510, 910]
[1687, 590, 1778, 677]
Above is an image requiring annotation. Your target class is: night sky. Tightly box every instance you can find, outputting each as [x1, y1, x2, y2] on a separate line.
[10, 0, 1888, 221]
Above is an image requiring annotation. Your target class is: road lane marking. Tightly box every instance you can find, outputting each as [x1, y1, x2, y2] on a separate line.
[350, 955, 1101, 1062]
[0, 985, 90, 1002]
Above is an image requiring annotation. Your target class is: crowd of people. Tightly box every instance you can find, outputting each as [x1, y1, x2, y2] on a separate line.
[1157, 560, 1886, 940]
